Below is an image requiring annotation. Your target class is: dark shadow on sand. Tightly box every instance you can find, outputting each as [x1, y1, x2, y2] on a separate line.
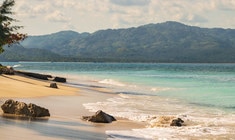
[0, 115, 107, 140]
[0, 75, 36, 85]
[67, 82, 105, 89]
[107, 134, 150, 140]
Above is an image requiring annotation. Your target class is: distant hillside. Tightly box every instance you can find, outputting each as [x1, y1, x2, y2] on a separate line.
[0, 45, 72, 62]
[1, 21, 235, 62]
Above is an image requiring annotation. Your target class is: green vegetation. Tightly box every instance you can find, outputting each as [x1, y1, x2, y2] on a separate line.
[0, 0, 26, 53]
[1, 21, 235, 63]
[0, 45, 73, 61]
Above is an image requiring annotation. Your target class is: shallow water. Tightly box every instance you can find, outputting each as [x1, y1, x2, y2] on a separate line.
[2, 62, 235, 139]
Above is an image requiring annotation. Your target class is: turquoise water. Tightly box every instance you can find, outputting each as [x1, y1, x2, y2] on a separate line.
[3, 62, 235, 112]
[2, 62, 235, 139]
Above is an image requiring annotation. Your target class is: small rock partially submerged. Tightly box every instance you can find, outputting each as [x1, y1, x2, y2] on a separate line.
[170, 118, 184, 127]
[82, 110, 116, 123]
[149, 116, 185, 127]
[1, 99, 50, 117]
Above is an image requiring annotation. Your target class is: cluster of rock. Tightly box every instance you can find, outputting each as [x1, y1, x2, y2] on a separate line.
[1, 99, 116, 123]
[0, 64, 67, 83]
[1, 99, 50, 118]
[0, 64, 185, 126]
[0, 65, 118, 123]
[82, 110, 116, 123]
[1, 98, 185, 127]
[82, 111, 184, 126]
[0, 65, 14, 75]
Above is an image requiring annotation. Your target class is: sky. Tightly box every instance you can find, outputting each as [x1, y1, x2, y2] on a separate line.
[1, 0, 235, 35]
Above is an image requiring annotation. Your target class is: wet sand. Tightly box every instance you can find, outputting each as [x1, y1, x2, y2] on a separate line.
[0, 74, 144, 139]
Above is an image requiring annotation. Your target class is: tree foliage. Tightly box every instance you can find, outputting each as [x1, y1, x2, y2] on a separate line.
[0, 0, 26, 53]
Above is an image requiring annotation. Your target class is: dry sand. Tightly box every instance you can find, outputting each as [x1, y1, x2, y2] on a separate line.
[0, 74, 78, 98]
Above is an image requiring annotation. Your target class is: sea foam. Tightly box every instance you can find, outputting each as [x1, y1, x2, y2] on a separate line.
[106, 126, 229, 140]
[99, 79, 126, 87]
[13, 64, 22, 68]
[84, 93, 235, 139]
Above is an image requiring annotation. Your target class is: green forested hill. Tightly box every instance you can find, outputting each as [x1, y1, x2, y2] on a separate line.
[0, 45, 72, 62]
[1, 21, 235, 62]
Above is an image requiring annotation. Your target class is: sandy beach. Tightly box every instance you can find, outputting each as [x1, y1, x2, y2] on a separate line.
[1, 63, 235, 139]
[0, 74, 77, 98]
[0, 73, 144, 140]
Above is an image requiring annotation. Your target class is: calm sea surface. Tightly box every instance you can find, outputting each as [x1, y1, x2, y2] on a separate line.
[2, 62, 235, 139]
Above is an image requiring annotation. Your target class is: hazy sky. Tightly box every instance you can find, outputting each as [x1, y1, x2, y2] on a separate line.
[2, 0, 235, 35]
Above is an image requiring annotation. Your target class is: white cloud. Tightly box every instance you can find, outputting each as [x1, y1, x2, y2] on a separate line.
[46, 11, 69, 23]
[215, 0, 235, 10]
[14, 0, 52, 18]
[109, 0, 151, 6]
[5, 0, 235, 35]
[62, 22, 77, 31]
[54, 0, 77, 8]
[145, 1, 220, 26]
[180, 14, 208, 23]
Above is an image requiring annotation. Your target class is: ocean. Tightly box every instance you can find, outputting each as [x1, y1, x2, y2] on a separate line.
[2, 62, 235, 139]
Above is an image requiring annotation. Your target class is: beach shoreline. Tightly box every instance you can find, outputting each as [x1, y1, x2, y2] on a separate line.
[1, 63, 234, 139]
[0, 73, 145, 139]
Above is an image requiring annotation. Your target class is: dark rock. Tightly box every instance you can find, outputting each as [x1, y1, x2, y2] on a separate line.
[170, 118, 184, 127]
[82, 110, 116, 123]
[0, 65, 4, 75]
[50, 83, 58, 88]
[0, 66, 14, 75]
[14, 71, 52, 80]
[1, 99, 50, 117]
[53, 77, 66, 83]
[27, 103, 50, 117]
[0, 99, 29, 115]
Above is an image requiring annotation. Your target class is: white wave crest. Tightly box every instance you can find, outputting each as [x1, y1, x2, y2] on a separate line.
[98, 79, 126, 87]
[13, 64, 21, 68]
[150, 87, 172, 92]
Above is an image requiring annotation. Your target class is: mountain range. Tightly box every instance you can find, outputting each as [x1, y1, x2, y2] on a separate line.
[1, 21, 235, 63]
